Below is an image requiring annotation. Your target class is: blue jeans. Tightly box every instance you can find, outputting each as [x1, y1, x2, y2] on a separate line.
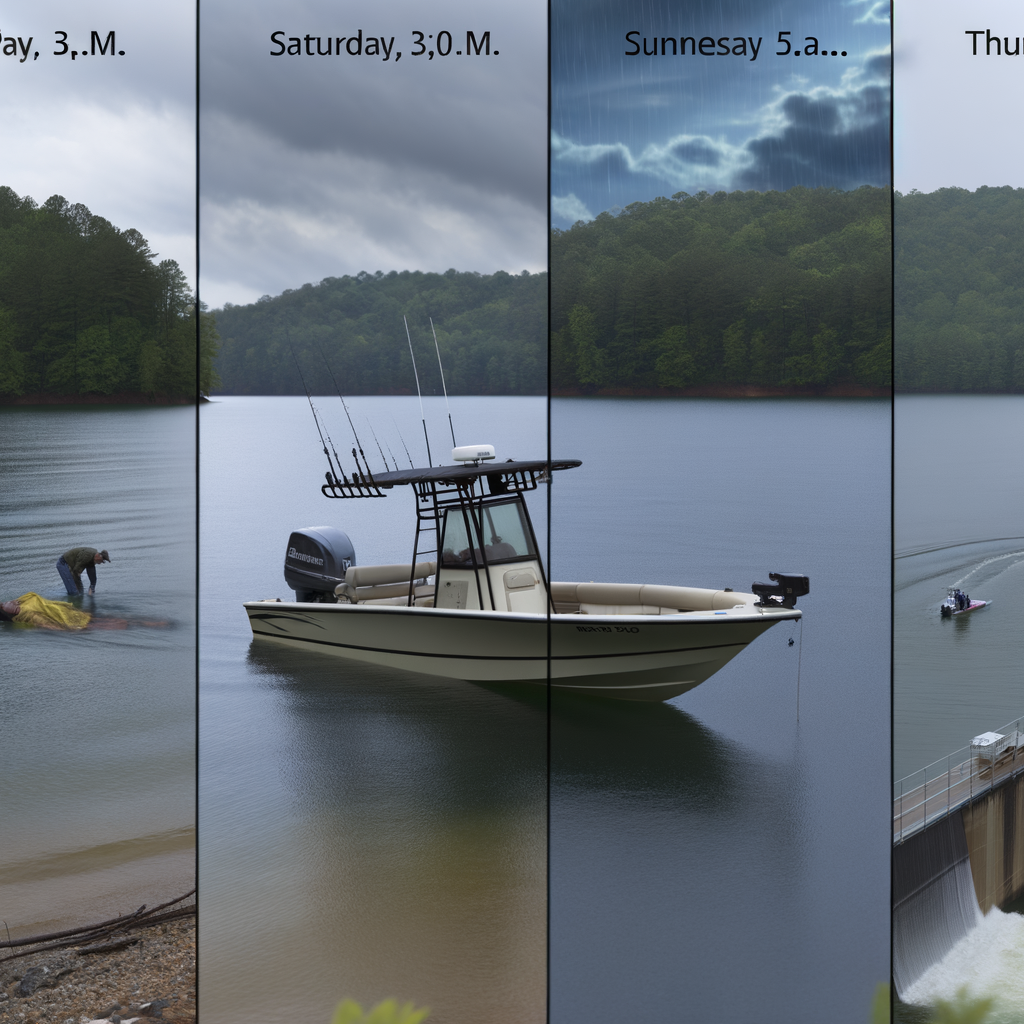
[56, 557, 82, 595]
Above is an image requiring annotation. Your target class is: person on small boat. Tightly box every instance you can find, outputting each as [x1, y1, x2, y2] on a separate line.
[486, 534, 518, 559]
[57, 547, 111, 596]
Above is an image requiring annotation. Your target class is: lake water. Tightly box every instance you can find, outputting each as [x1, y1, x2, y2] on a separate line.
[0, 406, 196, 936]
[895, 395, 1024, 777]
[200, 395, 889, 1024]
[894, 395, 1024, 1020]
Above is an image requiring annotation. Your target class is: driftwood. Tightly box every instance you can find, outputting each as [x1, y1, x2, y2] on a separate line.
[0, 889, 195, 963]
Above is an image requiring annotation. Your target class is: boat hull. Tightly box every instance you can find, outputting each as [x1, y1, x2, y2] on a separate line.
[940, 599, 990, 618]
[244, 600, 800, 701]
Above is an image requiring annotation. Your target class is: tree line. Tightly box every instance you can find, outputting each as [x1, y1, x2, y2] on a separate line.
[551, 185, 892, 394]
[211, 269, 546, 395]
[0, 185, 216, 400]
[895, 186, 1024, 393]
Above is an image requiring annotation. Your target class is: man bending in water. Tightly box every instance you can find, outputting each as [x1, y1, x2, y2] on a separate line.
[57, 547, 111, 596]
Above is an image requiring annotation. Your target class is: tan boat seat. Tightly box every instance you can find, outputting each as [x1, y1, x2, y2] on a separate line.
[550, 581, 753, 613]
[579, 603, 680, 616]
[335, 562, 437, 604]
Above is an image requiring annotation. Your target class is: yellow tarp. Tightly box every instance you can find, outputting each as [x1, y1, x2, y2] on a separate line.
[14, 593, 92, 631]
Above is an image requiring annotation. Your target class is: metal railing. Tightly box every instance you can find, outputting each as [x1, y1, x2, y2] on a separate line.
[893, 716, 1024, 844]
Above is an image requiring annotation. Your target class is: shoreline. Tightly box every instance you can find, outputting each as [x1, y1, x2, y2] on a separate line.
[0, 904, 195, 1023]
[552, 383, 892, 398]
[0, 393, 196, 407]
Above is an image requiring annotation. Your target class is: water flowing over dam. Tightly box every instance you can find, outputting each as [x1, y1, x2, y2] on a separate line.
[893, 719, 1024, 1000]
[893, 812, 982, 995]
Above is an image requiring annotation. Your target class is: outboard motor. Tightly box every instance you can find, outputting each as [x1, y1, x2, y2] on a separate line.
[284, 527, 356, 602]
[751, 572, 809, 609]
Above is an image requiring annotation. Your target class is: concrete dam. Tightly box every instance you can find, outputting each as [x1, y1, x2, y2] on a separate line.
[892, 719, 1024, 998]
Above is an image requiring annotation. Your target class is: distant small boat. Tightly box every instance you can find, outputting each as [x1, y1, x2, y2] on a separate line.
[940, 587, 990, 618]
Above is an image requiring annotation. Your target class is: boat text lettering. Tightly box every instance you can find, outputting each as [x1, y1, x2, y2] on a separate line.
[288, 547, 324, 567]
[576, 625, 640, 633]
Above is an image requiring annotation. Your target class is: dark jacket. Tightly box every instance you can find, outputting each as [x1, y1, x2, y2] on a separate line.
[63, 547, 98, 588]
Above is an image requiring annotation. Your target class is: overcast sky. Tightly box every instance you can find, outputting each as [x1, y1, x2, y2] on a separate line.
[200, 0, 547, 309]
[0, 0, 195, 283]
[895, 0, 1024, 193]
[552, 0, 890, 227]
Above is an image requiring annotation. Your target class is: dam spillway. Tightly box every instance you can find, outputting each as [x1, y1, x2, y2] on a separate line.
[892, 718, 1024, 998]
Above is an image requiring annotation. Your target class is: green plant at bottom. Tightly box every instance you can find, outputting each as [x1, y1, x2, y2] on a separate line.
[929, 987, 994, 1024]
[331, 998, 430, 1024]
[873, 981, 996, 1024]
[872, 983, 891, 1024]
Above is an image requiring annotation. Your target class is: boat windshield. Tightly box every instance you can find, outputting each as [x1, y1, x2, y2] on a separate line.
[441, 499, 535, 566]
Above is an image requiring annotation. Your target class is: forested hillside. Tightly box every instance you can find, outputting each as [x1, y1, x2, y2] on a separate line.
[0, 186, 214, 401]
[212, 269, 546, 395]
[551, 185, 891, 394]
[895, 186, 1024, 393]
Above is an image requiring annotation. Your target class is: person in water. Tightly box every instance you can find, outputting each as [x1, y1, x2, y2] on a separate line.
[0, 593, 168, 631]
[1, 594, 92, 629]
[57, 547, 111, 596]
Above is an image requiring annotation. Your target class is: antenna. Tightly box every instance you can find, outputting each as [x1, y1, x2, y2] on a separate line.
[404, 315, 433, 467]
[430, 317, 457, 448]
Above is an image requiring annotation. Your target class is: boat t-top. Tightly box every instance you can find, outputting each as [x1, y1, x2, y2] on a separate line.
[245, 442, 808, 701]
[940, 587, 990, 618]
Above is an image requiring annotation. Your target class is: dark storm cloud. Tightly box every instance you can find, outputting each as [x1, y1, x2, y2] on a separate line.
[738, 81, 890, 191]
[551, 0, 890, 225]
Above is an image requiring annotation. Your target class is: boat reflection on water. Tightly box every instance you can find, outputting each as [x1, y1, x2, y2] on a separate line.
[239, 638, 792, 1023]
[241, 642, 548, 1024]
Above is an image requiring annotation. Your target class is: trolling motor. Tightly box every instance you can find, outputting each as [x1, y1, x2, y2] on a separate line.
[751, 572, 809, 609]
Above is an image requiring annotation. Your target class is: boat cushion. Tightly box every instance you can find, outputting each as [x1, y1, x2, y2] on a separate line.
[579, 603, 676, 616]
[345, 562, 437, 588]
[551, 581, 754, 612]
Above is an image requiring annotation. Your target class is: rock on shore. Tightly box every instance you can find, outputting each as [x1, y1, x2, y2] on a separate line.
[0, 916, 195, 1023]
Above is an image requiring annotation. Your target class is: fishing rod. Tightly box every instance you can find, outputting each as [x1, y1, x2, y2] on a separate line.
[391, 416, 415, 469]
[383, 436, 400, 472]
[313, 337, 373, 477]
[404, 315, 433, 467]
[289, 339, 342, 484]
[430, 316, 457, 449]
[365, 417, 395, 473]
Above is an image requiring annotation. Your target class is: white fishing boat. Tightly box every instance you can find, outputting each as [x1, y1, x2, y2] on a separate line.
[245, 444, 807, 701]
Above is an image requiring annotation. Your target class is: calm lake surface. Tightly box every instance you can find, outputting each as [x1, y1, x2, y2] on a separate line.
[0, 406, 196, 935]
[200, 395, 889, 1024]
[894, 396, 1024, 778]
